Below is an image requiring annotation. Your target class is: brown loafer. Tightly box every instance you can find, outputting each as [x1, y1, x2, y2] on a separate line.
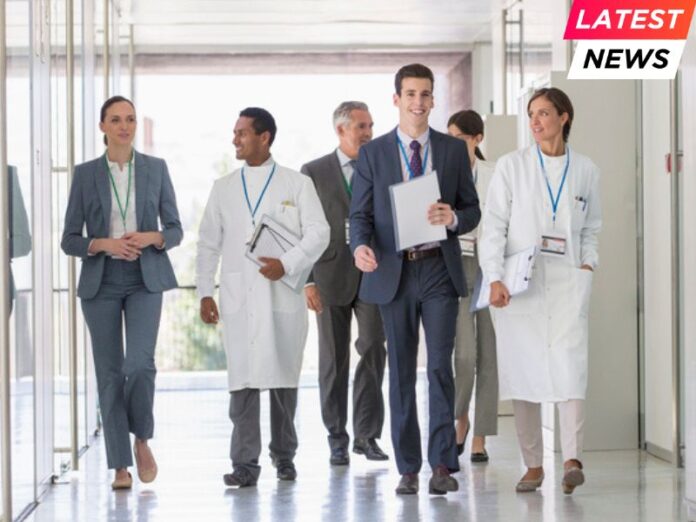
[562, 464, 585, 495]
[515, 471, 544, 493]
[395, 473, 419, 495]
[111, 472, 133, 490]
[133, 442, 158, 483]
[429, 465, 458, 495]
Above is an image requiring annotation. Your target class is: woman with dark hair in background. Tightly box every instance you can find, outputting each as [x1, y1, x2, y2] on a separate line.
[447, 110, 498, 464]
[478, 88, 601, 494]
[61, 95, 183, 490]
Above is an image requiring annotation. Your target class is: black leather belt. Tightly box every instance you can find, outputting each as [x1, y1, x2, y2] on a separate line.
[405, 248, 442, 262]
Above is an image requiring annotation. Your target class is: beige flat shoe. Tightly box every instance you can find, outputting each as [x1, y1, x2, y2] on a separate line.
[111, 472, 133, 490]
[515, 472, 544, 493]
[133, 443, 158, 483]
[562, 466, 585, 495]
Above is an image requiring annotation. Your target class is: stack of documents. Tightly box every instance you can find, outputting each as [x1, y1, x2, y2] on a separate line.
[388, 174, 447, 251]
[245, 214, 308, 292]
[470, 245, 538, 312]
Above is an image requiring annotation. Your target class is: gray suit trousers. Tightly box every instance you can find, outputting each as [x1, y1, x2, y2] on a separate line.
[454, 254, 499, 436]
[317, 298, 386, 449]
[229, 388, 298, 480]
[80, 258, 162, 469]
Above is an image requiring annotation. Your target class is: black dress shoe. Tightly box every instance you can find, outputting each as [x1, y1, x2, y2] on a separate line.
[330, 447, 350, 466]
[471, 449, 489, 463]
[395, 473, 419, 495]
[223, 468, 257, 488]
[271, 457, 297, 481]
[429, 465, 458, 495]
[353, 438, 389, 461]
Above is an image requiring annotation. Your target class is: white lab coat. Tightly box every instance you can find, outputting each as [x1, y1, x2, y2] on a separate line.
[478, 145, 601, 402]
[196, 158, 330, 391]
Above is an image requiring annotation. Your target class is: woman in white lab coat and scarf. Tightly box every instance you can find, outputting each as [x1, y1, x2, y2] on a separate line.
[478, 87, 601, 495]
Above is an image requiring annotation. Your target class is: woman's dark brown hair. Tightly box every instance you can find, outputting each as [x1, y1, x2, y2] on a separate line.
[447, 109, 485, 161]
[100, 95, 136, 146]
[527, 87, 574, 142]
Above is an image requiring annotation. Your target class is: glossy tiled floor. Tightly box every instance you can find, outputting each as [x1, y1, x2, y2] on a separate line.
[26, 376, 686, 522]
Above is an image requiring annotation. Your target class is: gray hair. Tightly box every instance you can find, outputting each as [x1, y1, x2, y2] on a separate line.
[333, 101, 369, 130]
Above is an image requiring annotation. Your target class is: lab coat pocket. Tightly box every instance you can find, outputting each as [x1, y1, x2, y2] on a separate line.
[570, 198, 588, 231]
[274, 203, 301, 237]
[219, 272, 243, 315]
[575, 268, 593, 318]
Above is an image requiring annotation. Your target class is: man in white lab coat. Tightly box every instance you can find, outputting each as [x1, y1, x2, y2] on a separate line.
[196, 107, 330, 487]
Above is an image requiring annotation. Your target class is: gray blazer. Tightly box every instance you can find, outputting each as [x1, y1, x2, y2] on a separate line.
[301, 151, 360, 307]
[61, 151, 183, 299]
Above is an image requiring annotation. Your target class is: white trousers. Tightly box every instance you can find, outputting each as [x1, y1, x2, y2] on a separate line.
[512, 399, 585, 468]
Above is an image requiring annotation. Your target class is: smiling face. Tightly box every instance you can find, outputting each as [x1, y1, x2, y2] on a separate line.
[99, 101, 136, 147]
[232, 116, 270, 163]
[393, 77, 434, 132]
[528, 96, 568, 144]
[337, 109, 374, 159]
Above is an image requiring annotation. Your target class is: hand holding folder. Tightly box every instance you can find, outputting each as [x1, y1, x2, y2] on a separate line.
[245, 214, 309, 292]
[469, 245, 538, 312]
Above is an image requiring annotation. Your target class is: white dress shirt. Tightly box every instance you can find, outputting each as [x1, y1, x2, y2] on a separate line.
[105, 154, 137, 238]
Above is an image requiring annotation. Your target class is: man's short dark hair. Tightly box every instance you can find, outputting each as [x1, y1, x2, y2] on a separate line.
[239, 107, 277, 145]
[394, 63, 434, 95]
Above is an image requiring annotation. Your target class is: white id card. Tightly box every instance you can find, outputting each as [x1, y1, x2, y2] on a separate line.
[459, 235, 476, 257]
[540, 233, 567, 256]
[344, 218, 350, 245]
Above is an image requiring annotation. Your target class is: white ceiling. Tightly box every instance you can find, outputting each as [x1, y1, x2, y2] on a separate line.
[124, 0, 495, 53]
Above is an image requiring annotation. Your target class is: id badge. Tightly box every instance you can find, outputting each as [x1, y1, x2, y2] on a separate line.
[458, 235, 476, 257]
[344, 218, 350, 245]
[540, 233, 567, 256]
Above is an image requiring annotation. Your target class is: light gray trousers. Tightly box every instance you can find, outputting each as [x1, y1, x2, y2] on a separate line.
[81, 258, 162, 470]
[512, 399, 585, 467]
[453, 254, 499, 436]
[229, 387, 298, 480]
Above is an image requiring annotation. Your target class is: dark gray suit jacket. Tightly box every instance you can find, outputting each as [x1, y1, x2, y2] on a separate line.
[61, 151, 183, 299]
[349, 127, 480, 305]
[301, 151, 360, 307]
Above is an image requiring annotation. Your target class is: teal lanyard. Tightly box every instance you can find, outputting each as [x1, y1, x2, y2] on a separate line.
[105, 154, 133, 231]
[396, 136, 430, 180]
[241, 163, 277, 226]
[536, 145, 570, 224]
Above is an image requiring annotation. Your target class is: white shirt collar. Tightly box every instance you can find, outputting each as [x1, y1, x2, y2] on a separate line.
[335, 147, 353, 168]
[396, 127, 430, 150]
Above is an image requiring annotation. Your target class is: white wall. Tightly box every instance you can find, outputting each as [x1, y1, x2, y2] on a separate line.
[472, 42, 494, 115]
[641, 81, 676, 459]
[681, 15, 696, 521]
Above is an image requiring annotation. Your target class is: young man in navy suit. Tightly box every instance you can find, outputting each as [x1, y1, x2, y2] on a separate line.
[349, 63, 480, 495]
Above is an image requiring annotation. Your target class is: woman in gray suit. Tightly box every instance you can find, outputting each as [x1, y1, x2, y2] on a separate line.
[61, 96, 182, 490]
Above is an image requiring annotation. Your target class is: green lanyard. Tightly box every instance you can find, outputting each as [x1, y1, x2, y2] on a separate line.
[105, 154, 133, 231]
[342, 175, 352, 198]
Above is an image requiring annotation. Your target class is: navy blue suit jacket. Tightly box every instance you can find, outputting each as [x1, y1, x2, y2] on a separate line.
[349, 127, 480, 305]
[61, 151, 183, 299]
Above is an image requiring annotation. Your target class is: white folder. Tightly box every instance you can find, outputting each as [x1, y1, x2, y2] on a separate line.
[388, 174, 447, 251]
[469, 245, 538, 312]
[245, 214, 309, 292]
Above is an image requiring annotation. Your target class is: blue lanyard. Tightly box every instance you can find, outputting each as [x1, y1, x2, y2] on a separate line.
[536, 145, 570, 224]
[241, 162, 277, 226]
[397, 137, 430, 180]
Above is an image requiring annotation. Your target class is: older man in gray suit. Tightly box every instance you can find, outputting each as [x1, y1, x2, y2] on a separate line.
[301, 102, 388, 466]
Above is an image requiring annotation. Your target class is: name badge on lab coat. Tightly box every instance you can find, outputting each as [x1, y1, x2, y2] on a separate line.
[459, 235, 476, 257]
[540, 233, 567, 256]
